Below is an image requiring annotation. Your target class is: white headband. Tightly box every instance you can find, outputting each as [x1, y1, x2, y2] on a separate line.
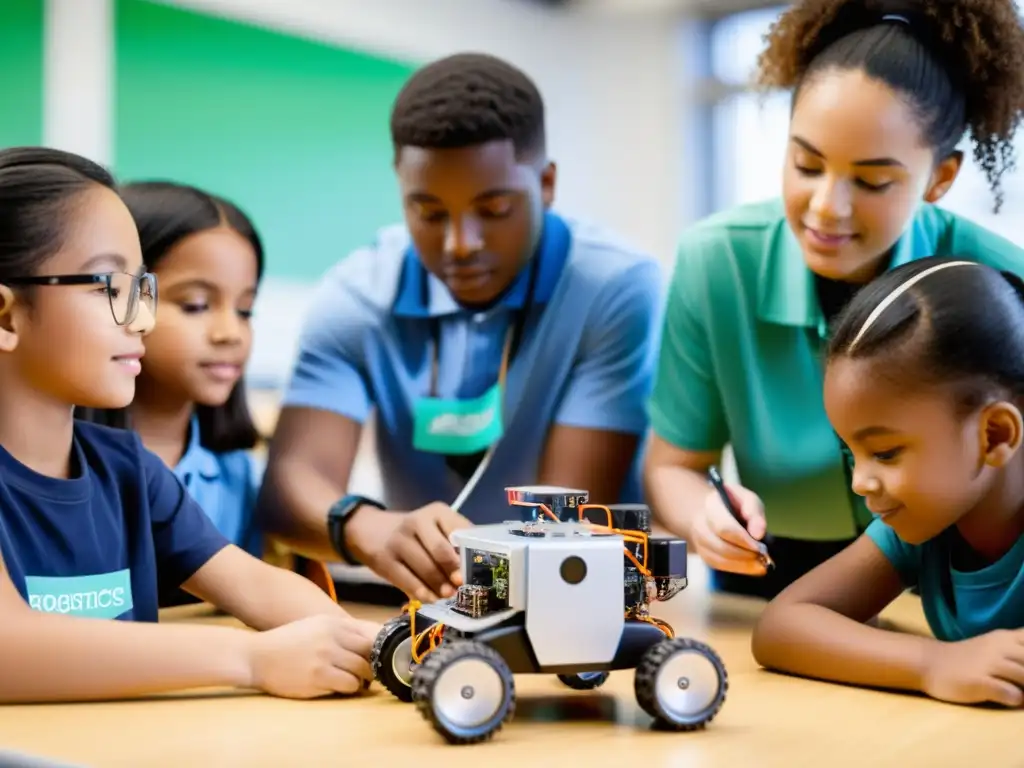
[848, 260, 977, 350]
[881, 13, 911, 26]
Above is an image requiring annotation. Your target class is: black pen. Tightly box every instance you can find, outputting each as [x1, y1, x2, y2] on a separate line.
[707, 465, 774, 569]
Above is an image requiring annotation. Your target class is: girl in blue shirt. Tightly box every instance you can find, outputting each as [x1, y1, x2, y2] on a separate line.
[754, 257, 1024, 709]
[79, 182, 265, 567]
[0, 146, 377, 703]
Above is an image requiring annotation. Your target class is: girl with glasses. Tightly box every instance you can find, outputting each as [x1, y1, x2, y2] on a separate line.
[0, 147, 379, 703]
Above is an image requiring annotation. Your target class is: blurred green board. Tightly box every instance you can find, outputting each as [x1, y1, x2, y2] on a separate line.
[114, 0, 418, 281]
[0, 0, 44, 148]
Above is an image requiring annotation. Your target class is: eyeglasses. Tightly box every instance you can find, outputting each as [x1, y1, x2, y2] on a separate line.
[4, 270, 158, 326]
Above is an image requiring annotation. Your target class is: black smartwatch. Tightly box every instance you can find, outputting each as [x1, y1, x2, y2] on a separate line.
[327, 494, 385, 565]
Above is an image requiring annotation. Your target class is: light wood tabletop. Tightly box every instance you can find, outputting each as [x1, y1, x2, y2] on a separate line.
[1, 557, 1020, 768]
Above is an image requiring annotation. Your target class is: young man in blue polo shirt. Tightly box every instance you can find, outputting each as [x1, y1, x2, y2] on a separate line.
[258, 53, 663, 604]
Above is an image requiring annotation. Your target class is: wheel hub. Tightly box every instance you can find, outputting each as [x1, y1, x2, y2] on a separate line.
[655, 650, 720, 721]
[432, 659, 505, 732]
[391, 634, 415, 686]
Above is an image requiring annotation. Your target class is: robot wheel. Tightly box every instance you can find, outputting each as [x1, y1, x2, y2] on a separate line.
[557, 671, 610, 690]
[370, 613, 430, 703]
[634, 636, 728, 731]
[412, 640, 516, 745]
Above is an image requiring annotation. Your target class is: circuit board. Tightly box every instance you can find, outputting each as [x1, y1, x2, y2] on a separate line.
[452, 548, 510, 618]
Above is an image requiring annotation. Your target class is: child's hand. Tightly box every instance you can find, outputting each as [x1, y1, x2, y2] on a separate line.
[246, 614, 375, 699]
[922, 629, 1024, 707]
[691, 482, 769, 576]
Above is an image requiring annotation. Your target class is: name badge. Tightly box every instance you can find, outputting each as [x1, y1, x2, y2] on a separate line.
[413, 382, 504, 455]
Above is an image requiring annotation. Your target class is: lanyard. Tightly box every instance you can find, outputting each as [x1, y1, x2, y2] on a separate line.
[424, 254, 542, 398]
[421, 255, 542, 512]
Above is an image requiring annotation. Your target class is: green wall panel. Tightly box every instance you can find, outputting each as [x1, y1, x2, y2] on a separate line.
[114, 0, 417, 281]
[0, 0, 44, 148]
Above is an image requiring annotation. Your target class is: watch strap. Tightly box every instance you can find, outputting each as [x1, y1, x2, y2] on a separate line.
[328, 495, 385, 566]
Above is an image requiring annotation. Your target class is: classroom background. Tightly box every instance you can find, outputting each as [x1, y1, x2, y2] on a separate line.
[9, 0, 1021, 494]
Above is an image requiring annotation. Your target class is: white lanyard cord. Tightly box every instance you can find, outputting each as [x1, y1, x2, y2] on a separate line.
[446, 324, 513, 513]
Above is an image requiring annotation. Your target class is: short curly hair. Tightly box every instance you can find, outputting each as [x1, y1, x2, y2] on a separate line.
[756, 0, 1024, 213]
[389, 52, 546, 159]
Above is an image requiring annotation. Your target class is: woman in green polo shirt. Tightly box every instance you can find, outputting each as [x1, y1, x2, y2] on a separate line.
[645, 0, 1024, 599]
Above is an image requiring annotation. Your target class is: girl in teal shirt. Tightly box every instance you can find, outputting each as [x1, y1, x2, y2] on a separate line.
[754, 257, 1024, 709]
[645, 0, 1024, 599]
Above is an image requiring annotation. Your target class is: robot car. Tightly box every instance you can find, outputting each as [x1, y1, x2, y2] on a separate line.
[369, 485, 728, 745]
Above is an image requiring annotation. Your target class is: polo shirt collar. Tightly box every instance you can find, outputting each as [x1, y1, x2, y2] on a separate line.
[391, 211, 572, 318]
[175, 414, 219, 481]
[757, 205, 939, 332]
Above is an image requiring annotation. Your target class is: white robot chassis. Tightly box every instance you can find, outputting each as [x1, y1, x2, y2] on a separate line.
[369, 486, 728, 745]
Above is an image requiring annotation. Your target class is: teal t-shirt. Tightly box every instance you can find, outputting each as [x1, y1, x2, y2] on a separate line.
[866, 519, 1024, 641]
[649, 197, 1024, 541]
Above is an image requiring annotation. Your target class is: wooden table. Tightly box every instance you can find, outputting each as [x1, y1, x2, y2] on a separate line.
[1, 559, 1020, 767]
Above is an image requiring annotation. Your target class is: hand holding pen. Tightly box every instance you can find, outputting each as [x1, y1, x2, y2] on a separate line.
[687, 465, 774, 575]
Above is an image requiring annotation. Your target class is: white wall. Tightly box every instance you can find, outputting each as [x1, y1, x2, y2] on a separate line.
[43, 0, 113, 164]
[42, 0, 694, 387]
[155, 0, 694, 253]
[160, 0, 695, 386]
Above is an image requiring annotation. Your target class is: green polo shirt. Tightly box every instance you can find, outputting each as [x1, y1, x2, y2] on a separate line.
[650, 197, 1024, 541]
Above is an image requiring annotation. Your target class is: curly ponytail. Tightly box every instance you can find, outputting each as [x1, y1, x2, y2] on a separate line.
[756, 0, 1024, 213]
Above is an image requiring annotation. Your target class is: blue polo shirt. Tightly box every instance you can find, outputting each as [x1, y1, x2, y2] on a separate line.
[0, 421, 230, 621]
[173, 415, 263, 558]
[282, 211, 663, 522]
[866, 519, 1024, 641]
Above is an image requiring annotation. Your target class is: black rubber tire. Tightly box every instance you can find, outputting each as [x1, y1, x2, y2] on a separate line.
[634, 637, 728, 731]
[557, 671, 610, 690]
[412, 640, 515, 745]
[370, 613, 433, 703]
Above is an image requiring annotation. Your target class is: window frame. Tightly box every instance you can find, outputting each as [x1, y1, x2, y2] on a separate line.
[689, 4, 789, 219]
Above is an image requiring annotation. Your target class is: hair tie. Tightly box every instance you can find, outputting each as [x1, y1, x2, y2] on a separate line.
[849, 261, 976, 350]
[881, 13, 911, 26]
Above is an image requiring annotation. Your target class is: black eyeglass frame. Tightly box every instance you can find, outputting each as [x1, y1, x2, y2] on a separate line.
[3, 270, 158, 327]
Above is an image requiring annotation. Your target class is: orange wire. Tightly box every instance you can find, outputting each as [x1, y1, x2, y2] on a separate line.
[458, 504, 670, 642]
[575, 517, 652, 576]
[622, 548, 649, 576]
[309, 560, 337, 602]
[412, 623, 445, 662]
[574, 505, 651, 568]
[577, 503, 613, 527]
[626, 610, 674, 639]
[615, 529, 649, 574]
[405, 598, 446, 664]
[509, 500, 560, 521]
[509, 502, 650, 575]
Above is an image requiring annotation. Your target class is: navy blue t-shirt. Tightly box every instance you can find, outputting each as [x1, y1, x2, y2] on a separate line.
[0, 421, 230, 622]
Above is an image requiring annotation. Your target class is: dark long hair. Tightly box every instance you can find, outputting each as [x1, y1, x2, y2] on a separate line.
[75, 181, 266, 453]
[0, 147, 116, 282]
